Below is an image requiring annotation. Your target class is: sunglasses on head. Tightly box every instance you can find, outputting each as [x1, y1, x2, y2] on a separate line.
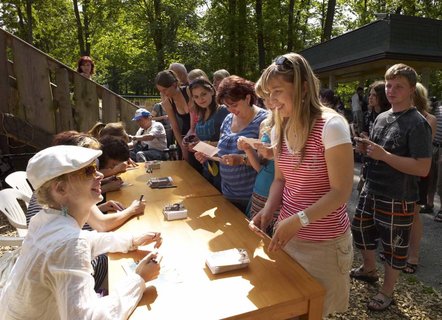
[275, 56, 293, 70]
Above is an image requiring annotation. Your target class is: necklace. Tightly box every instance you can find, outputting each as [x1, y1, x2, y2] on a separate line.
[386, 107, 415, 124]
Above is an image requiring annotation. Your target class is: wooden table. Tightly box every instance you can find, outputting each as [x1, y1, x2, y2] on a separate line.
[111, 161, 221, 204]
[108, 161, 324, 320]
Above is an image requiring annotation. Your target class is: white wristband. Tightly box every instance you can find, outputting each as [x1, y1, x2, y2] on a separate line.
[297, 210, 310, 227]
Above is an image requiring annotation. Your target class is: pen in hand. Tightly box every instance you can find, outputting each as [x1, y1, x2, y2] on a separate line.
[137, 195, 144, 220]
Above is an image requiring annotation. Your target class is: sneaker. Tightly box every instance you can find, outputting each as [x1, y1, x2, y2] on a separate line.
[420, 204, 434, 214]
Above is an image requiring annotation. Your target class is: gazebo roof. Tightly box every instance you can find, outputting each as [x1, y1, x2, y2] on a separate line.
[300, 14, 442, 84]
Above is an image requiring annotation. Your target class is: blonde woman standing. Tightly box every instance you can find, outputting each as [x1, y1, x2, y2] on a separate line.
[250, 53, 354, 316]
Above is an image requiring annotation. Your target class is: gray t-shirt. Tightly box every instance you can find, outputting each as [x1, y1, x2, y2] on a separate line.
[365, 107, 432, 201]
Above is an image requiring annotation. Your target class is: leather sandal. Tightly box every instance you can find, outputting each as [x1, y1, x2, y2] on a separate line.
[367, 292, 394, 311]
[350, 265, 378, 283]
[402, 262, 418, 274]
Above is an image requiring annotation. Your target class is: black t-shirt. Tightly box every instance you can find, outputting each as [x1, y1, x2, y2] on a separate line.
[365, 107, 432, 201]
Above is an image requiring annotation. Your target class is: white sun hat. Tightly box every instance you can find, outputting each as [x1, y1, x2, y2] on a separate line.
[26, 145, 102, 190]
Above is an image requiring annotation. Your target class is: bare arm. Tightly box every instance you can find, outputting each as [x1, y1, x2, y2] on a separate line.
[162, 97, 183, 147]
[362, 137, 431, 177]
[86, 200, 145, 232]
[427, 113, 437, 139]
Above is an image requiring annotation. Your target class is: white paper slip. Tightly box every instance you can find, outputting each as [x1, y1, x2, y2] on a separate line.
[193, 141, 219, 158]
[238, 137, 262, 149]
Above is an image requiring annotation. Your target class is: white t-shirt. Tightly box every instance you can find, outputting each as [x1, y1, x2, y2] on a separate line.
[136, 120, 167, 150]
[351, 93, 361, 112]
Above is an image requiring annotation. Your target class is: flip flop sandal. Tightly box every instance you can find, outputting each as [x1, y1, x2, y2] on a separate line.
[367, 292, 394, 311]
[435, 211, 442, 222]
[350, 265, 378, 283]
[402, 263, 418, 274]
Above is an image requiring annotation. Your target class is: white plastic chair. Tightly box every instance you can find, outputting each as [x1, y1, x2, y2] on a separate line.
[0, 188, 30, 238]
[5, 171, 33, 198]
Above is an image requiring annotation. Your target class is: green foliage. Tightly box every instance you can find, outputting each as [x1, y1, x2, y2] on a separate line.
[1, 0, 442, 95]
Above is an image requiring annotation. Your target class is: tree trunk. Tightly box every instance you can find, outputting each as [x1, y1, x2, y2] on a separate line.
[322, 0, 336, 41]
[227, 0, 237, 74]
[14, 2, 26, 38]
[83, 0, 91, 56]
[287, 0, 295, 52]
[25, 0, 33, 45]
[73, 0, 86, 55]
[153, 0, 164, 70]
[237, 0, 246, 75]
[256, 0, 265, 70]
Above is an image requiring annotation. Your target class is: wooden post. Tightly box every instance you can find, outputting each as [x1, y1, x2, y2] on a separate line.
[73, 73, 99, 132]
[12, 38, 55, 134]
[102, 90, 118, 123]
[0, 31, 9, 113]
[53, 67, 74, 132]
[120, 99, 138, 134]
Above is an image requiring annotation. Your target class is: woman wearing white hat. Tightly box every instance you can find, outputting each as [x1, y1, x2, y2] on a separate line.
[0, 145, 161, 319]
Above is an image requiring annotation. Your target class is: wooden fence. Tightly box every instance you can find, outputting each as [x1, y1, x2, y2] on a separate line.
[0, 28, 143, 153]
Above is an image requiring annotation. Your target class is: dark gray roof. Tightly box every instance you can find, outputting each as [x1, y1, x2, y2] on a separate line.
[300, 14, 442, 82]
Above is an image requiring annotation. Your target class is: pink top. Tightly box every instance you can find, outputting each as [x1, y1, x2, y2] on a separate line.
[277, 116, 350, 241]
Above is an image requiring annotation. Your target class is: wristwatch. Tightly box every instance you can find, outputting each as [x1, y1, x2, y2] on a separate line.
[297, 210, 310, 227]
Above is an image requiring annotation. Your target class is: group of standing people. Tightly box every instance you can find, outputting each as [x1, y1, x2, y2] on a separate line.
[0, 53, 436, 319]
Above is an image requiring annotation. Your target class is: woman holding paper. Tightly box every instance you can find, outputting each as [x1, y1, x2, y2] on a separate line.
[196, 75, 267, 213]
[186, 78, 229, 190]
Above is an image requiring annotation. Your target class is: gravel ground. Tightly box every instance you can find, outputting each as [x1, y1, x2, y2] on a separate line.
[1, 163, 441, 319]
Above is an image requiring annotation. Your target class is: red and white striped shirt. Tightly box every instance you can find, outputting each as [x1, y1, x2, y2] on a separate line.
[277, 113, 351, 241]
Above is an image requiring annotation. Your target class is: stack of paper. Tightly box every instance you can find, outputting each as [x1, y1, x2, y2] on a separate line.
[163, 203, 188, 220]
[206, 248, 250, 274]
[147, 176, 174, 188]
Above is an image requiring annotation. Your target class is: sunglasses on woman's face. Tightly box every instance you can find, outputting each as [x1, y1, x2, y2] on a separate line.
[78, 163, 98, 177]
[275, 56, 293, 70]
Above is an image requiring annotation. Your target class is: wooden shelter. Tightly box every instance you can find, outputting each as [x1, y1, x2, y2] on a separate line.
[301, 14, 442, 90]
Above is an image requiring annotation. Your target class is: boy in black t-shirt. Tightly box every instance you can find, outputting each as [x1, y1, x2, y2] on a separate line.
[350, 64, 432, 311]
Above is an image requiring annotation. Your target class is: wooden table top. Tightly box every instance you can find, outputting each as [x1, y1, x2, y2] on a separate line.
[108, 161, 324, 319]
[109, 161, 221, 205]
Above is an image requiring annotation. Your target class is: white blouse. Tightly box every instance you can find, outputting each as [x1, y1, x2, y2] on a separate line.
[0, 208, 145, 320]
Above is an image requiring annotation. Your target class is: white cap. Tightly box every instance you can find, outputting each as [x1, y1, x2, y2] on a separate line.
[26, 145, 102, 190]
[132, 108, 151, 121]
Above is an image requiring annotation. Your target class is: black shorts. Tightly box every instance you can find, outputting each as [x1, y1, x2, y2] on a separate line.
[351, 191, 415, 269]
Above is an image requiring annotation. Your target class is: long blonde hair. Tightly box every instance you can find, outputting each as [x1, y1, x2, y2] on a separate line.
[260, 53, 324, 155]
[414, 82, 430, 115]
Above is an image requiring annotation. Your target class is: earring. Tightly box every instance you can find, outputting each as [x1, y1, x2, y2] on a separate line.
[61, 205, 69, 217]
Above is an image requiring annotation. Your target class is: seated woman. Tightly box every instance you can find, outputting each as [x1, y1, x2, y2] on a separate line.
[24, 131, 149, 291]
[0, 145, 161, 319]
[195, 76, 267, 213]
[99, 135, 131, 193]
[185, 78, 229, 190]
